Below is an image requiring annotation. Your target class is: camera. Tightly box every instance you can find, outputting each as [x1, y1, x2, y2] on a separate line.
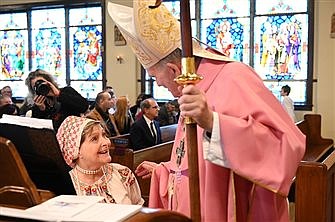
[34, 80, 50, 96]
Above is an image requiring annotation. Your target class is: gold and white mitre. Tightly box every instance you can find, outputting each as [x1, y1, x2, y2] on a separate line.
[108, 0, 234, 69]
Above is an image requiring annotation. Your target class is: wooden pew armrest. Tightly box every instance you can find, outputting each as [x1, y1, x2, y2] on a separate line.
[303, 144, 334, 161]
[37, 189, 55, 203]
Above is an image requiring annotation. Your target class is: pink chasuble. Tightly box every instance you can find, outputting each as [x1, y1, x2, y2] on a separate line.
[149, 59, 305, 222]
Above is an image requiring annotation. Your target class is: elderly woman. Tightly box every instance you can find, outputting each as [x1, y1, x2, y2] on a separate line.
[56, 115, 144, 205]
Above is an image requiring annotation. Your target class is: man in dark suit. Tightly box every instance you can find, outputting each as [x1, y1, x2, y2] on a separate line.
[130, 98, 162, 150]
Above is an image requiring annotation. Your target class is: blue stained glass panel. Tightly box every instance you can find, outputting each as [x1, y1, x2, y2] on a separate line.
[0, 30, 28, 80]
[201, 0, 250, 18]
[31, 28, 66, 85]
[69, 7, 102, 26]
[254, 14, 308, 81]
[163, 0, 195, 19]
[256, 0, 307, 15]
[0, 13, 27, 30]
[201, 18, 250, 63]
[70, 81, 102, 100]
[31, 9, 65, 28]
[69, 26, 103, 80]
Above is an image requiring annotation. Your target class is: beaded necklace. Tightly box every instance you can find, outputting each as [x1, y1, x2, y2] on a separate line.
[76, 165, 102, 175]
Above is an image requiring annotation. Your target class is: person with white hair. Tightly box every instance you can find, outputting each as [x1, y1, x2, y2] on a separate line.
[108, 1, 305, 221]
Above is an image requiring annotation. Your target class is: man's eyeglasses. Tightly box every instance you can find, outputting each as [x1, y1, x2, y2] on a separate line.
[151, 106, 159, 109]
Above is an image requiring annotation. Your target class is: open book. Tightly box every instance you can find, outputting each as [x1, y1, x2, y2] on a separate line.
[0, 114, 53, 129]
[0, 195, 142, 222]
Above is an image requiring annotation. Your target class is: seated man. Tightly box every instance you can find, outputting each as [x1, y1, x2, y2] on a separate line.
[157, 100, 178, 126]
[86, 91, 120, 137]
[0, 94, 19, 118]
[0, 94, 12, 107]
[0, 86, 17, 104]
[130, 98, 162, 150]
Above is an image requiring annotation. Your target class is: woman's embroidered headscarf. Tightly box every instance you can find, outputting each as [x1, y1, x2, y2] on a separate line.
[56, 116, 96, 168]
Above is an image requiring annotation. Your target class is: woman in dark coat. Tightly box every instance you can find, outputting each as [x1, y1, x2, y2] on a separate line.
[25, 69, 89, 131]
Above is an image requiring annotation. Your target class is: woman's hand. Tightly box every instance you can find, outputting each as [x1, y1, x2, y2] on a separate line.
[33, 95, 46, 111]
[135, 161, 158, 179]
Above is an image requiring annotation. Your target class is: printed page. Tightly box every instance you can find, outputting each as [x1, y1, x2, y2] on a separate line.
[69, 203, 142, 222]
[0, 207, 57, 221]
[1, 196, 142, 222]
[0, 114, 53, 129]
[26, 195, 104, 219]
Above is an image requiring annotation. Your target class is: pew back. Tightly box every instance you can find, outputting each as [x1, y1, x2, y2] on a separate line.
[160, 124, 177, 143]
[295, 149, 335, 222]
[110, 124, 177, 150]
[0, 124, 75, 195]
[0, 136, 54, 208]
[296, 114, 334, 161]
[110, 133, 131, 148]
[110, 125, 176, 206]
[111, 147, 134, 170]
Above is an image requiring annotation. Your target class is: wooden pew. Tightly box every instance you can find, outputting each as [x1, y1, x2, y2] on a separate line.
[295, 149, 335, 222]
[110, 147, 134, 171]
[110, 133, 131, 148]
[110, 125, 176, 205]
[160, 124, 177, 143]
[0, 124, 75, 196]
[110, 141, 173, 206]
[0, 136, 55, 209]
[296, 114, 334, 161]
[110, 123, 177, 150]
[134, 141, 174, 206]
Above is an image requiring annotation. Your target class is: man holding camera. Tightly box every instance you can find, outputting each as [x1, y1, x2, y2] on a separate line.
[25, 69, 89, 131]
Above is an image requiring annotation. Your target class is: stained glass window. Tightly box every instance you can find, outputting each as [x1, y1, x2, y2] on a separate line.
[164, 1, 197, 37]
[254, 14, 309, 101]
[69, 7, 102, 99]
[255, 0, 307, 14]
[164, 0, 196, 19]
[31, 9, 66, 86]
[70, 26, 102, 80]
[201, 0, 250, 18]
[149, 0, 312, 109]
[0, 13, 29, 98]
[201, 18, 250, 62]
[0, 4, 102, 100]
[253, 0, 310, 106]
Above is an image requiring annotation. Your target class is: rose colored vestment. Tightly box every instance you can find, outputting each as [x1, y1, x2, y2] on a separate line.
[149, 59, 305, 221]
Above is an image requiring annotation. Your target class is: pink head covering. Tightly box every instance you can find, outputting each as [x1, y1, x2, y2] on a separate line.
[56, 116, 96, 168]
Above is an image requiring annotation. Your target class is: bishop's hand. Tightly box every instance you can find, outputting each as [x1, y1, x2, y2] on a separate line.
[178, 85, 213, 132]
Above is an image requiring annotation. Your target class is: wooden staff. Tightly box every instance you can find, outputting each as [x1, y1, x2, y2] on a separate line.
[150, 1, 202, 221]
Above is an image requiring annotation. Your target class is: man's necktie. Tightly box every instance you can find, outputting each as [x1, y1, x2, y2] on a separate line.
[150, 121, 157, 144]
